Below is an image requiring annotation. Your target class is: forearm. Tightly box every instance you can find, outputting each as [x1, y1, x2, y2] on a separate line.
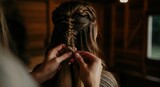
[30, 71, 45, 84]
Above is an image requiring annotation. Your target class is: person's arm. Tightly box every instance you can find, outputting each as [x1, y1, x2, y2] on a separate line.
[31, 44, 72, 84]
[74, 51, 103, 87]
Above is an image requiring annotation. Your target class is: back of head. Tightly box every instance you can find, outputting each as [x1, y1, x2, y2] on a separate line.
[50, 1, 100, 56]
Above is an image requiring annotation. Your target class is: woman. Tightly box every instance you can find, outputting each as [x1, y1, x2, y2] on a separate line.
[1, 1, 109, 87]
[33, 1, 118, 87]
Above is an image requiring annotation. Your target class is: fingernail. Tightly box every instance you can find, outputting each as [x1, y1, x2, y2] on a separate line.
[75, 53, 80, 57]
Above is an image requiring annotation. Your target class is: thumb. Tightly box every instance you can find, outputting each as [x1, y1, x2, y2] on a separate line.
[75, 53, 86, 67]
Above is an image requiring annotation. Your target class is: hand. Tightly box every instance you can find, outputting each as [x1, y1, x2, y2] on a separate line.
[31, 44, 72, 84]
[74, 51, 102, 87]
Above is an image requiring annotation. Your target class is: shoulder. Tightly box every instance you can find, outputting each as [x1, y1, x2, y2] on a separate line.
[0, 47, 38, 87]
[100, 70, 119, 87]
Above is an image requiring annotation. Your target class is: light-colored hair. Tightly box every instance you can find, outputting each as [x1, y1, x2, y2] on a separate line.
[0, 3, 10, 49]
[45, 1, 118, 87]
[0, 2, 17, 54]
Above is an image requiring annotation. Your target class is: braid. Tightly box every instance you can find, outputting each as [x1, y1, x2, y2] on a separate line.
[66, 18, 76, 52]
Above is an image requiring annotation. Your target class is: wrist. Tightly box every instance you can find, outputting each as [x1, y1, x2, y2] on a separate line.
[31, 70, 44, 84]
[83, 80, 100, 87]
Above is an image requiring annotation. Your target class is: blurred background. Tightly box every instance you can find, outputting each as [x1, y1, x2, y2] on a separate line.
[2, 0, 160, 87]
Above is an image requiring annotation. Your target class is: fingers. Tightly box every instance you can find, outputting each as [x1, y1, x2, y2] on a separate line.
[75, 51, 102, 67]
[56, 52, 72, 63]
[52, 44, 66, 52]
[75, 53, 86, 67]
[77, 51, 98, 61]
[47, 44, 66, 61]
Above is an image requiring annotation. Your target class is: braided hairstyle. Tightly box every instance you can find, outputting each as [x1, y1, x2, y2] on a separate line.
[50, 1, 100, 56]
[45, 1, 103, 87]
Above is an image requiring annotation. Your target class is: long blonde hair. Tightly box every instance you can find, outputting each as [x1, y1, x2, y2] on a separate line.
[0, 3, 10, 49]
[45, 1, 107, 87]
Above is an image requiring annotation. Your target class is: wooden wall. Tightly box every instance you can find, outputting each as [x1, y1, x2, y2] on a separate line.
[16, 0, 47, 57]
[103, 0, 160, 86]
[110, 0, 146, 75]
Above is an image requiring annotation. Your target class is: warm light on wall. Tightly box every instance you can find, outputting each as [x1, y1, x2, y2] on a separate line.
[119, 0, 128, 3]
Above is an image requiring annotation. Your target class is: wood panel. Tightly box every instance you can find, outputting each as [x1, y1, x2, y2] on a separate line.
[16, 1, 47, 56]
[106, 0, 160, 84]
